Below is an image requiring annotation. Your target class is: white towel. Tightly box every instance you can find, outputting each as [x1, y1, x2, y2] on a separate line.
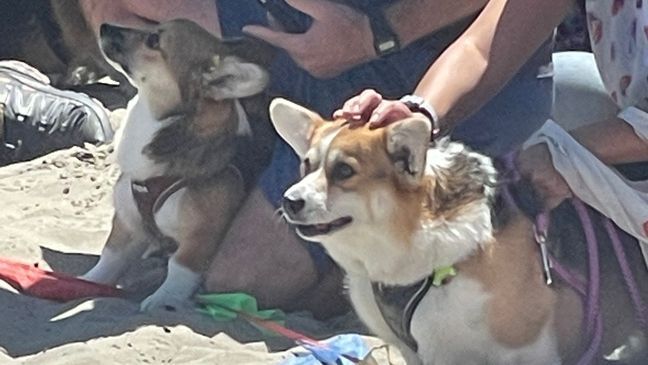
[523, 115, 648, 267]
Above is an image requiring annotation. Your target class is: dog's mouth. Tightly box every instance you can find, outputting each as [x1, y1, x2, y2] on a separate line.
[295, 216, 353, 237]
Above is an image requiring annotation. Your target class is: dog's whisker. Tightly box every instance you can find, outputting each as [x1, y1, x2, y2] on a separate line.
[269, 207, 288, 226]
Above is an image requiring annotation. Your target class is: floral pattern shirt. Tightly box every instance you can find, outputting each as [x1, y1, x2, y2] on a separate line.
[587, 0, 648, 112]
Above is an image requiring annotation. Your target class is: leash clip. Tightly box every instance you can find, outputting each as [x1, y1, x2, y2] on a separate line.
[534, 223, 553, 286]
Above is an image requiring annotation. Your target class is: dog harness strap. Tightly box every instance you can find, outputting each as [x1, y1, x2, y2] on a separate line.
[131, 176, 185, 237]
[371, 277, 433, 353]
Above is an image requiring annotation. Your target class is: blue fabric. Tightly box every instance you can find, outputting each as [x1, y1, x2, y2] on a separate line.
[218, 0, 268, 37]
[280, 334, 371, 365]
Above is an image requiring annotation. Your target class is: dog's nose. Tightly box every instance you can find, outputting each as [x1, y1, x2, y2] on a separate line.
[282, 197, 305, 216]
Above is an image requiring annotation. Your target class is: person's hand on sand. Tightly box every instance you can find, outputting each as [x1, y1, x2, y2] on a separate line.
[243, 0, 375, 79]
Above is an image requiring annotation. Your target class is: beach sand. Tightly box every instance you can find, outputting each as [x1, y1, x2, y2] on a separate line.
[0, 108, 404, 364]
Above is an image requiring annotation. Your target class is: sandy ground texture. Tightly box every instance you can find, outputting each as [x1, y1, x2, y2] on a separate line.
[0, 109, 404, 364]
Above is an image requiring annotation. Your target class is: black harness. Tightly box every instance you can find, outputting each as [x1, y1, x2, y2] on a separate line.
[371, 276, 434, 353]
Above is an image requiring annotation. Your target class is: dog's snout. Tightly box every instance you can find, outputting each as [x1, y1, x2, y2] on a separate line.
[282, 197, 305, 217]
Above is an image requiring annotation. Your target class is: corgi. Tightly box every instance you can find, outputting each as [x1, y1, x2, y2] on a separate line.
[269, 98, 648, 364]
[80, 19, 274, 310]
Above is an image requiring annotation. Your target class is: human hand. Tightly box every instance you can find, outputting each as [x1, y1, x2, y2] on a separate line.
[333, 89, 413, 128]
[516, 144, 572, 210]
[243, 0, 376, 78]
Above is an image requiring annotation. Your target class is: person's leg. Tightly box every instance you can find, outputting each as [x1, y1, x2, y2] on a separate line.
[203, 188, 336, 309]
[204, 185, 349, 318]
[550, 51, 619, 130]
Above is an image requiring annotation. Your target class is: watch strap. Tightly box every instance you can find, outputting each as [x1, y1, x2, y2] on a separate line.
[399, 94, 442, 140]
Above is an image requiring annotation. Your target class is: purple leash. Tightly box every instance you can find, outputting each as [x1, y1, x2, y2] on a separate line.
[570, 200, 601, 340]
[500, 151, 647, 364]
[536, 202, 602, 365]
[603, 219, 648, 330]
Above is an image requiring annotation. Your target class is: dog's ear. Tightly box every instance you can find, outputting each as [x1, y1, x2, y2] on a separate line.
[269, 98, 323, 157]
[385, 115, 431, 187]
[222, 36, 275, 68]
[201, 55, 269, 100]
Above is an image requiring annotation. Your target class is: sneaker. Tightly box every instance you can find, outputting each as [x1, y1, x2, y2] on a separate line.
[0, 60, 113, 166]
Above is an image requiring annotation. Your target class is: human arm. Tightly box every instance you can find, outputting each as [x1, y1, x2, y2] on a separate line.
[570, 116, 648, 165]
[242, 0, 487, 78]
[517, 115, 648, 210]
[336, 0, 574, 131]
[80, 0, 220, 35]
[414, 0, 573, 127]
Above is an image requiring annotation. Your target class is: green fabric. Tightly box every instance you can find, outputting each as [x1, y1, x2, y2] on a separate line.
[196, 292, 285, 324]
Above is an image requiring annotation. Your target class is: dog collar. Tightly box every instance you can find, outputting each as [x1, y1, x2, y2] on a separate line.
[371, 265, 457, 353]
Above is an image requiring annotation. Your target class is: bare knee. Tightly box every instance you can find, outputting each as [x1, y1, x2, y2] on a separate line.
[202, 188, 318, 307]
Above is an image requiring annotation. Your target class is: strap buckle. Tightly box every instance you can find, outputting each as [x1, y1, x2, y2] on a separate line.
[534, 215, 553, 285]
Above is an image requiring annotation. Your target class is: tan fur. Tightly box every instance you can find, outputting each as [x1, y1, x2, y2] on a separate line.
[189, 100, 235, 139]
[458, 210, 558, 348]
[318, 126, 423, 244]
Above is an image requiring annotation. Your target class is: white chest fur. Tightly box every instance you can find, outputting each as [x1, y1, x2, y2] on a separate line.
[115, 96, 171, 181]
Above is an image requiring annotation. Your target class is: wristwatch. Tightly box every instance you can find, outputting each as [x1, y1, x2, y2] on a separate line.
[399, 94, 442, 140]
[364, 6, 400, 57]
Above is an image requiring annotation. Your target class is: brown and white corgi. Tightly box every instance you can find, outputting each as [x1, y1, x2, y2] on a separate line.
[80, 19, 274, 311]
[269, 98, 648, 365]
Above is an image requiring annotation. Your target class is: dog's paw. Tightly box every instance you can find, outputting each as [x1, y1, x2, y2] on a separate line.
[139, 289, 193, 312]
[140, 257, 202, 311]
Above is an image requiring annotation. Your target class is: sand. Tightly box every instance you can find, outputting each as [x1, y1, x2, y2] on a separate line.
[0, 108, 404, 364]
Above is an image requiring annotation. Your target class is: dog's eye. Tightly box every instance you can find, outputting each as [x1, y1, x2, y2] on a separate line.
[331, 162, 355, 181]
[145, 33, 160, 49]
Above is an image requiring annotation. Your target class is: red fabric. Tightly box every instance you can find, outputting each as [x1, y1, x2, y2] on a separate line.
[0, 257, 122, 301]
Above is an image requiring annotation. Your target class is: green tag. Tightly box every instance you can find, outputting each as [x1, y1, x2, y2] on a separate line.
[432, 266, 457, 287]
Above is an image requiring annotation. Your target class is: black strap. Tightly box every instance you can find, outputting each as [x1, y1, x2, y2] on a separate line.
[371, 277, 433, 352]
[363, 4, 400, 56]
